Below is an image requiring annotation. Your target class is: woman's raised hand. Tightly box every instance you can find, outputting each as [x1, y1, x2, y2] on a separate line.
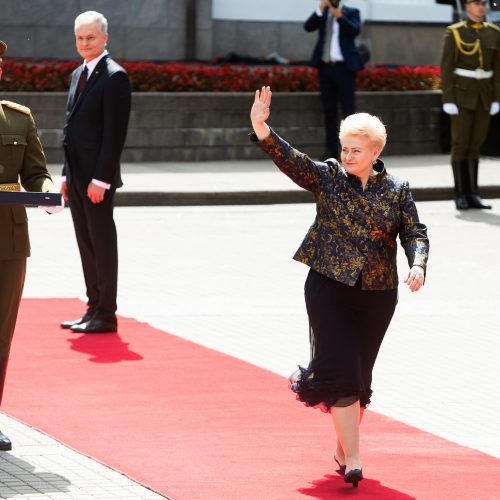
[250, 86, 272, 141]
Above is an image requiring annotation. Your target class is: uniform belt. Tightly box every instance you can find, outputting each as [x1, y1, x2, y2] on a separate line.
[454, 68, 493, 79]
[0, 183, 21, 192]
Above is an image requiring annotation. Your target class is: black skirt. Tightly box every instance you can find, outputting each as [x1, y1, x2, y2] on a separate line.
[290, 268, 398, 412]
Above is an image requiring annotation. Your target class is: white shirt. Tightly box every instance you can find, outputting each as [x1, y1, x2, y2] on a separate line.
[316, 4, 345, 63]
[84, 49, 108, 79]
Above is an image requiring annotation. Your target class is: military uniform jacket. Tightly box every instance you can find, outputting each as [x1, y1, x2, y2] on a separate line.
[0, 101, 54, 260]
[252, 129, 429, 290]
[441, 19, 500, 110]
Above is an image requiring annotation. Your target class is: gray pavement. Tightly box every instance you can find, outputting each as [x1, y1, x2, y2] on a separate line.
[1, 154, 500, 499]
[48, 154, 500, 205]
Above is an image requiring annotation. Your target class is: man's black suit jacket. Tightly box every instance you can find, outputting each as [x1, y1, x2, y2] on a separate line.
[62, 55, 131, 189]
[304, 6, 364, 72]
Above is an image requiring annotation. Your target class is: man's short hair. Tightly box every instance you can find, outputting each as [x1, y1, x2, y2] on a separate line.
[74, 11, 108, 34]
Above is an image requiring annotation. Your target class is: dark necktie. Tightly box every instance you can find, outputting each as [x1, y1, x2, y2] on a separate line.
[75, 65, 88, 101]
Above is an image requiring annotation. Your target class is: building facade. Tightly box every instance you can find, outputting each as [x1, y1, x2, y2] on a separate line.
[0, 0, 455, 65]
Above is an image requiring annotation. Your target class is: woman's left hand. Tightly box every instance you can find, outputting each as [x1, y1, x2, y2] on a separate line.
[404, 266, 425, 292]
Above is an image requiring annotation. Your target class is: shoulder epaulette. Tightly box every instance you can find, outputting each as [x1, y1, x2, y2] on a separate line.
[0, 100, 31, 115]
[449, 20, 466, 30]
[484, 22, 500, 32]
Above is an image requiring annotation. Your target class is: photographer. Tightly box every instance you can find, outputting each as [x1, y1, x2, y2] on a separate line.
[305, 0, 364, 159]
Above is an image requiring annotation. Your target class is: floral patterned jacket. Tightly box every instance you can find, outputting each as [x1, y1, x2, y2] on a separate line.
[252, 129, 429, 290]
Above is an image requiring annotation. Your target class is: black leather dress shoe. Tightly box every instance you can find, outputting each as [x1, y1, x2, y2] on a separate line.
[60, 312, 94, 329]
[0, 430, 12, 451]
[70, 318, 117, 334]
[467, 194, 492, 210]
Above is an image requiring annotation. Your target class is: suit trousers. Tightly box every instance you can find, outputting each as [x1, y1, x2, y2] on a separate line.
[0, 258, 26, 404]
[67, 182, 118, 323]
[318, 62, 357, 158]
[451, 106, 491, 161]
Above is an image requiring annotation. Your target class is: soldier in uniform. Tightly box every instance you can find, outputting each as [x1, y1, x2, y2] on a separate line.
[441, 0, 500, 210]
[0, 40, 59, 450]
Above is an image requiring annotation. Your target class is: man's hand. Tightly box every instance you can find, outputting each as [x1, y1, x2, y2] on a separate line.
[319, 0, 330, 12]
[61, 181, 68, 202]
[490, 102, 499, 115]
[87, 182, 106, 204]
[443, 103, 459, 115]
[330, 5, 343, 18]
[321, 0, 342, 16]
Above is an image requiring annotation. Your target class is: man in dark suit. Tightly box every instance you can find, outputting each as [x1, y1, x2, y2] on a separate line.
[305, 0, 364, 158]
[60, 11, 131, 333]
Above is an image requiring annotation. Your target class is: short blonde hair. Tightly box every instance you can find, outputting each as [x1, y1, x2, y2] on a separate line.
[339, 113, 387, 152]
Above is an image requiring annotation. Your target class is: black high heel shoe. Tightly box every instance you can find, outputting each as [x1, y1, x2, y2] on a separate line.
[333, 454, 346, 476]
[344, 469, 363, 488]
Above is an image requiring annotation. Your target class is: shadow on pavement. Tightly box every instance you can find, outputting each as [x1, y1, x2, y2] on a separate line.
[456, 210, 500, 227]
[0, 453, 70, 497]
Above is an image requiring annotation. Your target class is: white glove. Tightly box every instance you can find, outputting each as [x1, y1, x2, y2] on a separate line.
[490, 102, 499, 115]
[443, 103, 459, 115]
[39, 197, 64, 214]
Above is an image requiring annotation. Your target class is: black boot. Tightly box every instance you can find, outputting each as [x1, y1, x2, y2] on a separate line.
[0, 430, 11, 451]
[451, 160, 469, 210]
[467, 159, 491, 209]
[0, 358, 12, 451]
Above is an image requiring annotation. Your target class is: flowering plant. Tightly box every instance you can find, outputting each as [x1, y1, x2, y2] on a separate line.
[0, 59, 441, 92]
[356, 65, 440, 91]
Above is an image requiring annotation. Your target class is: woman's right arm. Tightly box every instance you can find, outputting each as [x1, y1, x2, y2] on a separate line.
[250, 86, 327, 192]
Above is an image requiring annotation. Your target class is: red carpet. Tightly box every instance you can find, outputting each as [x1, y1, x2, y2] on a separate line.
[3, 298, 499, 499]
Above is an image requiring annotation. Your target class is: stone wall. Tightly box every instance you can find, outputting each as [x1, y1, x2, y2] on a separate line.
[211, 21, 448, 67]
[0, 0, 194, 61]
[4, 91, 443, 163]
[0, 0, 450, 66]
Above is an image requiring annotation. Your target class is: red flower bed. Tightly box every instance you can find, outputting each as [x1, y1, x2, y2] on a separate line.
[356, 65, 440, 91]
[0, 60, 79, 91]
[0, 59, 441, 92]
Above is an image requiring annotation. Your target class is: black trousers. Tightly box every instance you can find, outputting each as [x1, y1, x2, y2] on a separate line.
[318, 62, 357, 158]
[291, 269, 397, 411]
[67, 182, 118, 323]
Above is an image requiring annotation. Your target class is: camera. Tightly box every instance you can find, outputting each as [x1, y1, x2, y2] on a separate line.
[329, 0, 340, 7]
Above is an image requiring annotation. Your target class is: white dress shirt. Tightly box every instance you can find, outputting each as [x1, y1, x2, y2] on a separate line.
[316, 3, 345, 63]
